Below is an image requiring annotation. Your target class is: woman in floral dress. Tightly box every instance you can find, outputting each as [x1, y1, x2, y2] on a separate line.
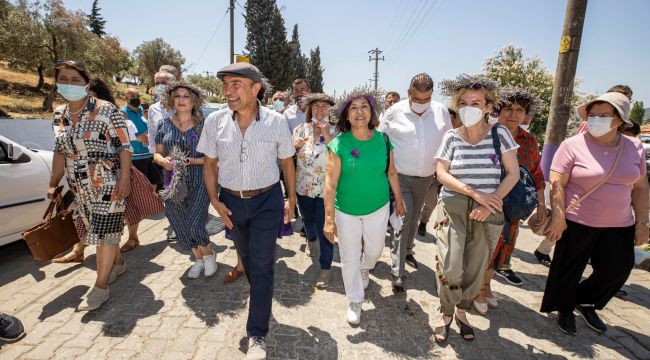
[49, 61, 132, 311]
[293, 93, 336, 288]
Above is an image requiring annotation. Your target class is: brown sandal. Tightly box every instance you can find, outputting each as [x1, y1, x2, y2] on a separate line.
[223, 268, 245, 283]
[52, 250, 84, 263]
[120, 238, 140, 253]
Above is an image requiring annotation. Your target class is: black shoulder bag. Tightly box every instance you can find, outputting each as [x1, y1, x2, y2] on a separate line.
[490, 126, 538, 222]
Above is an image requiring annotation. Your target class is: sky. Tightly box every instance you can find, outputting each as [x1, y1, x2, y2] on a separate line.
[60, 0, 650, 105]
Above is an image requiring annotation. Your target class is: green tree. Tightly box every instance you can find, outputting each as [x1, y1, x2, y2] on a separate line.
[306, 46, 323, 93]
[483, 45, 582, 144]
[87, 0, 106, 37]
[132, 38, 185, 91]
[185, 74, 222, 98]
[288, 24, 307, 81]
[630, 101, 645, 124]
[244, 0, 291, 91]
[0, 0, 129, 109]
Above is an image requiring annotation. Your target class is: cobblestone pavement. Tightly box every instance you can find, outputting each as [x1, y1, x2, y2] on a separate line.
[1, 210, 649, 360]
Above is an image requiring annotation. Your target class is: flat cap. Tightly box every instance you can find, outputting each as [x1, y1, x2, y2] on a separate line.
[217, 63, 263, 83]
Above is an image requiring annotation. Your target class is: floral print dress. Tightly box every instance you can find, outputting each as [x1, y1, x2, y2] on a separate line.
[293, 122, 333, 198]
[53, 97, 133, 245]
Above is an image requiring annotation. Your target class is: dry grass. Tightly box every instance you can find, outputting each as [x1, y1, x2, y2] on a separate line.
[0, 66, 54, 89]
[0, 63, 151, 117]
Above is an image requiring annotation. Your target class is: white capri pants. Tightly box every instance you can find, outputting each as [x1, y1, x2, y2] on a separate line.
[335, 203, 390, 303]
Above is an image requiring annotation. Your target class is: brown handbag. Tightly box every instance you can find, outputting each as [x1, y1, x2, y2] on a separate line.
[528, 138, 625, 237]
[22, 186, 80, 261]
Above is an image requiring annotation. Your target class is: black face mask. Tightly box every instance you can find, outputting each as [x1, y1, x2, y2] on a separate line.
[129, 98, 141, 107]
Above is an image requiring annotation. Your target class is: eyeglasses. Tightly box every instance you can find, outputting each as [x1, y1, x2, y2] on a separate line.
[55, 60, 86, 70]
[465, 83, 483, 90]
[240, 140, 249, 162]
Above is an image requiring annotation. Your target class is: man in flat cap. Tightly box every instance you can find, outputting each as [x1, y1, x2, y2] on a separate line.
[197, 62, 296, 360]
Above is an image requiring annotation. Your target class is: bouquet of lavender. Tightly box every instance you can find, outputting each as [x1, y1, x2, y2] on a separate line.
[159, 146, 189, 204]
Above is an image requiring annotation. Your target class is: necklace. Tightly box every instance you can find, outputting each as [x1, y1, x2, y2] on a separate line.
[66, 97, 89, 116]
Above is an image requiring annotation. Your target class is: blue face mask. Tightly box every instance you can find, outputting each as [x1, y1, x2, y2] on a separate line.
[57, 83, 87, 101]
[273, 100, 286, 112]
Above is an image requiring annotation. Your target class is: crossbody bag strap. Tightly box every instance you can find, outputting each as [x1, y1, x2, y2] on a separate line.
[490, 126, 504, 178]
[566, 137, 625, 212]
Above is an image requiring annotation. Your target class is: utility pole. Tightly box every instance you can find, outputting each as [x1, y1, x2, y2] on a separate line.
[368, 48, 384, 91]
[541, 0, 588, 179]
[203, 71, 213, 78]
[229, 0, 235, 64]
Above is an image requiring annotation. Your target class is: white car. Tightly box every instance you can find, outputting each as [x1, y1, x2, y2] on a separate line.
[0, 134, 72, 246]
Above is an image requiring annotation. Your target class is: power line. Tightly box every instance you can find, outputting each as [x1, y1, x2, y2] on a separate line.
[390, 0, 427, 52]
[190, 9, 229, 72]
[394, 0, 440, 55]
[380, 0, 405, 45]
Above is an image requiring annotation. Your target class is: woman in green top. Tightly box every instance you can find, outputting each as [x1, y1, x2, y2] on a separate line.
[324, 92, 405, 326]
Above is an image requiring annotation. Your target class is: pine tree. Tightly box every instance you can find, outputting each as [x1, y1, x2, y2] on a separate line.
[306, 46, 324, 93]
[244, 0, 291, 91]
[288, 24, 307, 81]
[630, 101, 645, 124]
[87, 0, 106, 37]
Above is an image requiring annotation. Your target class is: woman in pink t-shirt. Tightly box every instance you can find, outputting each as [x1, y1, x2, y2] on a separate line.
[541, 92, 649, 336]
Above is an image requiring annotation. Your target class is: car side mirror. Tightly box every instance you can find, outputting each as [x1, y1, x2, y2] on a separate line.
[7, 143, 23, 160]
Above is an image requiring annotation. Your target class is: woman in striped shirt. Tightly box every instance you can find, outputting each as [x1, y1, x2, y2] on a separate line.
[432, 75, 519, 342]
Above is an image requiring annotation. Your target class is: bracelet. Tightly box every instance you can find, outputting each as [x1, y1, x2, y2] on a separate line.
[636, 221, 650, 227]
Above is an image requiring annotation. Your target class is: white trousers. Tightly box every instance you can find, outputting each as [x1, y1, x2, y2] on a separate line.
[335, 203, 390, 303]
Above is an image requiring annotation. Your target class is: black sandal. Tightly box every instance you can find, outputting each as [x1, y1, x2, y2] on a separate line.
[456, 318, 475, 341]
[434, 315, 453, 343]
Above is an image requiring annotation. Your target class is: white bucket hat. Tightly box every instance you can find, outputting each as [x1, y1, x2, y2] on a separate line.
[577, 92, 631, 125]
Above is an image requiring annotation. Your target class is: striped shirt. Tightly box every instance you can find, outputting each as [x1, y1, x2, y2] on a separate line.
[196, 103, 295, 191]
[436, 124, 519, 198]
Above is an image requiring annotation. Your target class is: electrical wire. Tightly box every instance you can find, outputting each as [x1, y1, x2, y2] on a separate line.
[189, 9, 229, 72]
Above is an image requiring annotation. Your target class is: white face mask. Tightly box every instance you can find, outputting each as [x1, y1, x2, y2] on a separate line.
[410, 101, 430, 114]
[458, 106, 485, 127]
[273, 100, 285, 112]
[519, 124, 530, 131]
[587, 116, 616, 137]
[487, 116, 499, 125]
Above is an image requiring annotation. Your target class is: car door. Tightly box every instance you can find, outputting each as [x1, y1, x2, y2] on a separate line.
[0, 136, 51, 243]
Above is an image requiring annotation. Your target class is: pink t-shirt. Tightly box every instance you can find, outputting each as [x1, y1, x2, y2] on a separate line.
[551, 133, 645, 228]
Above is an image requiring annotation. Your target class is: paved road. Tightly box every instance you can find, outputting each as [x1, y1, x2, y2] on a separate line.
[1, 210, 649, 359]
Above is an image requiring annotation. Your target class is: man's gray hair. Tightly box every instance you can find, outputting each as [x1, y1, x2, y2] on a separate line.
[159, 65, 180, 80]
[154, 71, 176, 82]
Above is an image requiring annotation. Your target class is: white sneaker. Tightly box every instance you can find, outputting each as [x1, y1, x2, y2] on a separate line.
[246, 336, 266, 360]
[203, 253, 218, 277]
[346, 302, 362, 325]
[188, 260, 204, 279]
[361, 269, 370, 289]
[79, 286, 109, 311]
[107, 261, 127, 284]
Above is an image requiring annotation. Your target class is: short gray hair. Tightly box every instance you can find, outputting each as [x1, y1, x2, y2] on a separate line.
[159, 65, 180, 80]
[154, 71, 176, 83]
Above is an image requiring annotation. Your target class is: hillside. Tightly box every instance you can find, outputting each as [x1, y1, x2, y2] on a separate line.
[0, 63, 148, 119]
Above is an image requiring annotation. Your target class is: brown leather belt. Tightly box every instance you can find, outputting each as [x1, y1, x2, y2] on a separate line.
[221, 183, 277, 199]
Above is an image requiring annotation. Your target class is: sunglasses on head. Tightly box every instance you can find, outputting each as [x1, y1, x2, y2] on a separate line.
[55, 60, 86, 70]
[465, 83, 483, 90]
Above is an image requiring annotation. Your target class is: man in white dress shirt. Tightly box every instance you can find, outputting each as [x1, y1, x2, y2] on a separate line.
[283, 78, 311, 133]
[198, 63, 296, 360]
[379, 73, 452, 292]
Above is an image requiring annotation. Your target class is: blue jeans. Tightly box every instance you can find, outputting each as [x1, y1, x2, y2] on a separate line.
[219, 183, 283, 337]
[297, 194, 333, 270]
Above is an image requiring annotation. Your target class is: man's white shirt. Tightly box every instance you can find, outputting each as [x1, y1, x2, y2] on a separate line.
[378, 99, 452, 177]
